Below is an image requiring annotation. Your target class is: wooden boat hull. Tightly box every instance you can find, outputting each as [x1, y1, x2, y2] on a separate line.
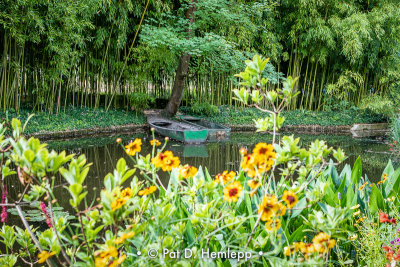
[179, 115, 231, 140]
[148, 119, 208, 144]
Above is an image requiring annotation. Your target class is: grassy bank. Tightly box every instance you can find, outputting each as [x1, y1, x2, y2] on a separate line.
[180, 106, 386, 126]
[1, 106, 386, 135]
[1, 107, 146, 134]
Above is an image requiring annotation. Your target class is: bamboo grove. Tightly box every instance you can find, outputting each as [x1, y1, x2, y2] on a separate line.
[1, 0, 399, 113]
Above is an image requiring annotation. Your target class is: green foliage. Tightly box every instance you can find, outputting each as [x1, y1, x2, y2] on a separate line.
[391, 112, 400, 144]
[180, 106, 385, 126]
[188, 102, 219, 116]
[128, 92, 155, 113]
[1, 106, 145, 134]
[359, 94, 394, 117]
[1, 0, 400, 111]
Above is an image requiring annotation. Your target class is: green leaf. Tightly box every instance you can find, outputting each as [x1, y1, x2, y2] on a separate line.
[288, 225, 305, 243]
[185, 220, 195, 245]
[386, 167, 400, 197]
[345, 185, 356, 208]
[24, 149, 35, 162]
[351, 156, 362, 185]
[69, 184, 82, 197]
[369, 184, 385, 215]
[290, 198, 307, 219]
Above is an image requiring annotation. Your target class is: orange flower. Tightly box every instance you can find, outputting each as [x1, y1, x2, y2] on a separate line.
[38, 251, 56, 264]
[252, 143, 276, 162]
[95, 246, 118, 267]
[247, 179, 261, 197]
[179, 165, 198, 179]
[115, 232, 135, 244]
[150, 139, 161, 146]
[223, 181, 243, 202]
[120, 187, 133, 199]
[138, 185, 157, 196]
[111, 198, 127, 211]
[282, 190, 298, 208]
[241, 148, 274, 178]
[214, 171, 236, 185]
[258, 195, 280, 221]
[125, 138, 142, 156]
[359, 181, 368, 191]
[312, 233, 336, 253]
[284, 245, 296, 256]
[295, 242, 315, 254]
[109, 254, 126, 267]
[151, 151, 180, 171]
[265, 218, 281, 231]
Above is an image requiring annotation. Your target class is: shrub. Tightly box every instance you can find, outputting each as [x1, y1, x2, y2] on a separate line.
[359, 94, 394, 118]
[189, 101, 219, 116]
[128, 92, 155, 113]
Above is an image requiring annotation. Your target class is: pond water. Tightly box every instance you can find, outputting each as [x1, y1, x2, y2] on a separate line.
[5, 131, 395, 226]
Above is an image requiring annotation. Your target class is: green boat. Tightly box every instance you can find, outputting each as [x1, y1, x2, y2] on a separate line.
[148, 116, 208, 143]
[179, 115, 231, 141]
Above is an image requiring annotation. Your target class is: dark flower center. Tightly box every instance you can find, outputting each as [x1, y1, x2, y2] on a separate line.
[229, 188, 238, 197]
[259, 148, 267, 154]
[286, 195, 295, 203]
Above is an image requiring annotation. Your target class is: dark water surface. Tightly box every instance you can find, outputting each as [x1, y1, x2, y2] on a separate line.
[5, 131, 394, 226]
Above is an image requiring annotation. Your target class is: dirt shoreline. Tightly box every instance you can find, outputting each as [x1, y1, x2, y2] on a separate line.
[28, 122, 389, 141]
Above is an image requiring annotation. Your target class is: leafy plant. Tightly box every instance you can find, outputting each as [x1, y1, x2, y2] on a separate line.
[128, 92, 156, 113]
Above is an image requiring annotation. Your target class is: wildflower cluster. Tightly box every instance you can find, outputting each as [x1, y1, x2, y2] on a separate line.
[151, 151, 180, 171]
[111, 187, 133, 211]
[284, 232, 336, 259]
[241, 143, 276, 178]
[95, 246, 126, 267]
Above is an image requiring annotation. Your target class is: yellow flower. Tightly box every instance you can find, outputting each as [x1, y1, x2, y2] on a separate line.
[109, 254, 126, 267]
[111, 198, 127, 211]
[95, 246, 119, 267]
[125, 138, 142, 156]
[150, 139, 161, 146]
[151, 151, 180, 171]
[356, 217, 364, 223]
[120, 187, 133, 199]
[352, 210, 360, 217]
[284, 245, 296, 256]
[312, 232, 336, 253]
[295, 242, 315, 254]
[116, 138, 122, 143]
[350, 204, 360, 210]
[241, 149, 274, 178]
[378, 174, 389, 185]
[99, 246, 118, 259]
[358, 181, 368, 191]
[138, 185, 157, 196]
[247, 179, 261, 197]
[215, 171, 236, 185]
[252, 143, 276, 163]
[38, 251, 56, 264]
[179, 165, 198, 179]
[258, 195, 279, 221]
[223, 181, 243, 202]
[239, 147, 247, 155]
[265, 218, 281, 231]
[115, 232, 135, 244]
[95, 257, 108, 267]
[282, 190, 298, 209]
